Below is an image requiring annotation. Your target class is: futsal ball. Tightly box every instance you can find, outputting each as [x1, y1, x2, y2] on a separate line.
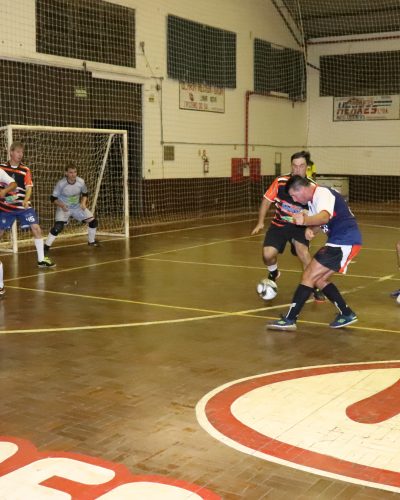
[256, 278, 278, 301]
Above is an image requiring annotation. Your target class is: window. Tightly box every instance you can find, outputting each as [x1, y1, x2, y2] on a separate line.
[320, 51, 400, 96]
[167, 15, 236, 88]
[254, 39, 306, 100]
[36, 0, 135, 68]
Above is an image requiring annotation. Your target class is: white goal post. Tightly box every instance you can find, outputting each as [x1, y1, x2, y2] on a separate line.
[0, 124, 129, 253]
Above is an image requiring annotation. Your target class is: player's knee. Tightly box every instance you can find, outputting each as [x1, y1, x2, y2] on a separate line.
[88, 218, 98, 229]
[51, 221, 65, 236]
[263, 247, 277, 264]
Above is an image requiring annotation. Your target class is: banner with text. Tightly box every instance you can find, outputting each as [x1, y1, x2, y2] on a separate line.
[333, 95, 400, 121]
[180, 83, 225, 113]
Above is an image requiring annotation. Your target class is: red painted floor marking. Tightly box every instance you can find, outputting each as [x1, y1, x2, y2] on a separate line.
[346, 378, 400, 424]
[202, 362, 400, 489]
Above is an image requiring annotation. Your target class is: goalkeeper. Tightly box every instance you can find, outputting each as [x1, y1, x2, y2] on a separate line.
[44, 164, 99, 252]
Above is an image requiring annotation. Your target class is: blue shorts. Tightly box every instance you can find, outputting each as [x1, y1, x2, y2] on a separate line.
[0, 208, 39, 230]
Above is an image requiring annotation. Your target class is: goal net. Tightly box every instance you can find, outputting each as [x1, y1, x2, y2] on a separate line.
[0, 125, 128, 252]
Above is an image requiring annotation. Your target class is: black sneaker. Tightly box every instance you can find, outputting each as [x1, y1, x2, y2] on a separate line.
[88, 240, 100, 247]
[38, 257, 55, 268]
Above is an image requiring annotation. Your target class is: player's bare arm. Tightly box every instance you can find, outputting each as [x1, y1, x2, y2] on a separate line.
[80, 194, 88, 210]
[293, 210, 330, 227]
[0, 181, 17, 198]
[251, 198, 272, 235]
[51, 196, 68, 212]
[23, 185, 32, 208]
[305, 227, 317, 241]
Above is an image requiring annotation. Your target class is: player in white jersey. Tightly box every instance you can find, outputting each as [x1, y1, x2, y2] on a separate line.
[0, 168, 17, 294]
[44, 164, 99, 252]
[267, 175, 362, 331]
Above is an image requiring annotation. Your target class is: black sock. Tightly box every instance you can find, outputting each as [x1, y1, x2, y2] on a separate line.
[285, 284, 314, 321]
[322, 283, 353, 315]
[268, 269, 279, 281]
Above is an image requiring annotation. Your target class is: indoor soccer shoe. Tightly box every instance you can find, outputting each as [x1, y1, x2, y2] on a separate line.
[390, 289, 400, 298]
[0, 287, 5, 296]
[329, 312, 358, 329]
[267, 316, 297, 331]
[88, 240, 100, 247]
[38, 257, 55, 268]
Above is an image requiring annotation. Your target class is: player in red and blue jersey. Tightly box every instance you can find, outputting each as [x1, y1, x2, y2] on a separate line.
[268, 175, 362, 330]
[251, 151, 325, 302]
[0, 142, 54, 267]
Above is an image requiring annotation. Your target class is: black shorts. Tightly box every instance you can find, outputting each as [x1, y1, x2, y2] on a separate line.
[314, 244, 361, 273]
[263, 223, 309, 254]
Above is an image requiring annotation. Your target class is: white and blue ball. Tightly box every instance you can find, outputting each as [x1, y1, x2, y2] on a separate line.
[256, 278, 278, 301]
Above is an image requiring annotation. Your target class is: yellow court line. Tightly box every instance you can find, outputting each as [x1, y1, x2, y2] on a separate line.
[0, 313, 232, 335]
[3, 280, 400, 336]
[6, 285, 228, 316]
[1, 305, 399, 336]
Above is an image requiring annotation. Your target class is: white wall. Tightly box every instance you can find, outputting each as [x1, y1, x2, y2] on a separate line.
[307, 37, 400, 176]
[0, 0, 308, 179]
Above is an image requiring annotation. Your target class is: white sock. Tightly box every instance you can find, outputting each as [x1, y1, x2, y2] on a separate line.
[46, 233, 56, 247]
[0, 262, 3, 288]
[267, 264, 278, 272]
[88, 227, 96, 243]
[35, 238, 45, 262]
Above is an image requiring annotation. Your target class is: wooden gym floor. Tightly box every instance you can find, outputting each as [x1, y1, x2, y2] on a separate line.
[0, 214, 399, 499]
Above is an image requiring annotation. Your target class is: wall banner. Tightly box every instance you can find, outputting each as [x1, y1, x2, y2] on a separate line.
[333, 95, 400, 121]
[179, 83, 225, 113]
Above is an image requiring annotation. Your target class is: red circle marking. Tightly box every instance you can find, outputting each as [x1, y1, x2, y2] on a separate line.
[204, 362, 400, 488]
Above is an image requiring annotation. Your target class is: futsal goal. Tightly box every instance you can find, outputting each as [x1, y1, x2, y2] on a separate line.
[0, 124, 129, 253]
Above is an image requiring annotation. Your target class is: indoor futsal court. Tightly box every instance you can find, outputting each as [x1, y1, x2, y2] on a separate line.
[1, 0, 400, 499]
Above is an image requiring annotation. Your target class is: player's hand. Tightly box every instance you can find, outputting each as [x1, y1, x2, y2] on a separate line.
[251, 223, 264, 235]
[305, 228, 315, 241]
[293, 211, 305, 225]
[0, 189, 5, 199]
[22, 200, 30, 208]
[62, 205, 69, 212]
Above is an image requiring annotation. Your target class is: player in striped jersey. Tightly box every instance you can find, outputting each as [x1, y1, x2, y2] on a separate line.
[0, 168, 18, 294]
[268, 175, 362, 330]
[0, 142, 55, 268]
[251, 151, 325, 302]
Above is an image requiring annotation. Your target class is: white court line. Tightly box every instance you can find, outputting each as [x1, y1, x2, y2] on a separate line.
[0, 218, 252, 257]
[140, 257, 400, 281]
[3, 233, 257, 283]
